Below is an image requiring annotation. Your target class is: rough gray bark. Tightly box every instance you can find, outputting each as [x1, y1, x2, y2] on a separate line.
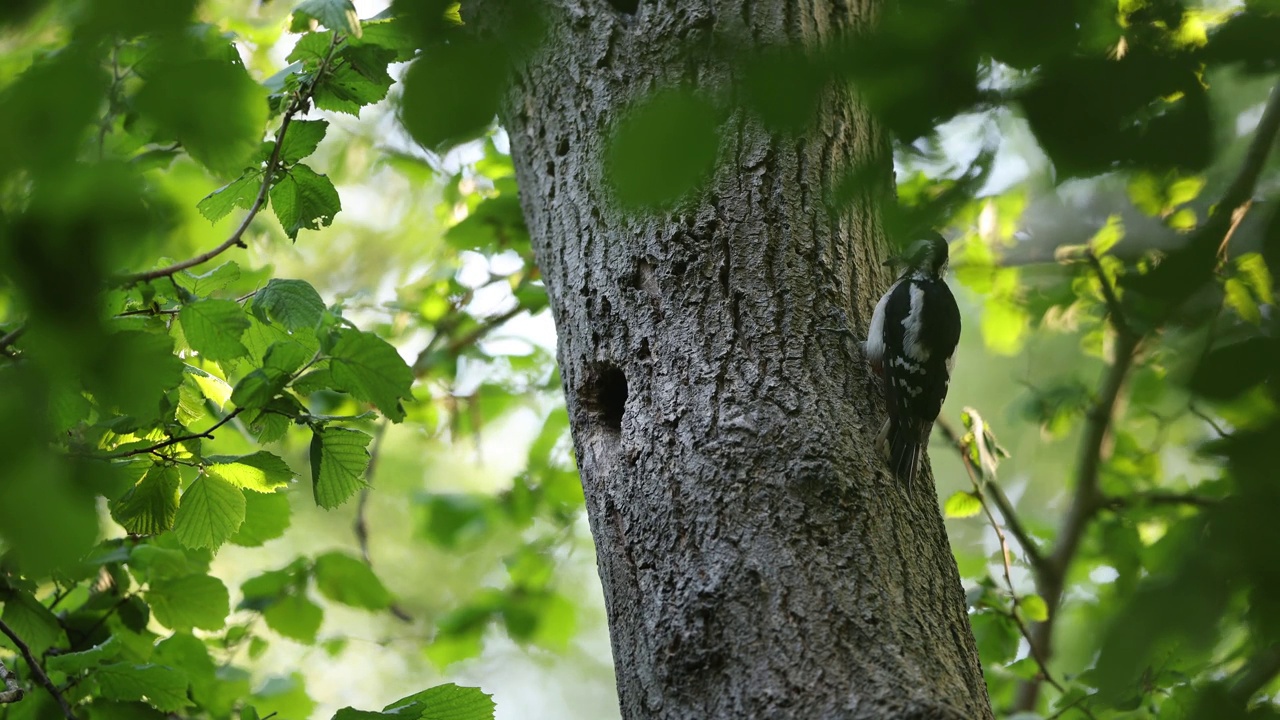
[498, 2, 993, 718]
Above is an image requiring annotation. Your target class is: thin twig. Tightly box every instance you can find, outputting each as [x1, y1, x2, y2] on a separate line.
[413, 303, 525, 376]
[951, 428, 1068, 698]
[934, 417, 1047, 575]
[352, 421, 413, 623]
[0, 620, 77, 720]
[1100, 491, 1217, 510]
[108, 408, 244, 459]
[115, 34, 345, 287]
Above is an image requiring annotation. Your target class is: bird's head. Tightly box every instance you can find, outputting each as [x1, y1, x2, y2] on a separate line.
[887, 231, 950, 279]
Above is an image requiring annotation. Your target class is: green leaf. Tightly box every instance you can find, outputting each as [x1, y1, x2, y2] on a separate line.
[1225, 277, 1262, 324]
[231, 368, 289, 410]
[384, 683, 496, 720]
[1020, 594, 1049, 623]
[333, 709, 389, 720]
[328, 329, 414, 422]
[313, 45, 395, 115]
[174, 261, 242, 297]
[205, 451, 296, 492]
[606, 88, 722, 210]
[1, 590, 67, 656]
[400, 38, 505, 150]
[197, 172, 262, 222]
[135, 58, 269, 177]
[1088, 214, 1123, 256]
[111, 465, 181, 536]
[943, 491, 983, 519]
[46, 637, 123, 674]
[980, 297, 1029, 356]
[173, 475, 246, 550]
[180, 299, 251, 362]
[97, 663, 193, 713]
[187, 364, 233, 409]
[313, 551, 391, 610]
[279, 119, 329, 164]
[263, 592, 324, 643]
[231, 491, 292, 547]
[292, 0, 361, 37]
[270, 163, 341, 240]
[310, 426, 372, 509]
[147, 574, 230, 631]
[254, 279, 326, 332]
[91, 331, 186, 421]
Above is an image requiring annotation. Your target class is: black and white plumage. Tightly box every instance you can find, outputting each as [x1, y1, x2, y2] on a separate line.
[863, 232, 961, 490]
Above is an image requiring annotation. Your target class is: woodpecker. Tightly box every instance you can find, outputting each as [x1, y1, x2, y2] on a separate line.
[862, 232, 961, 491]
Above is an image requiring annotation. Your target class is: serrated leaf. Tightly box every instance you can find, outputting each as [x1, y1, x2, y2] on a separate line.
[97, 663, 193, 713]
[310, 426, 371, 509]
[270, 163, 340, 240]
[314, 45, 395, 115]
[286, 31, 334, 66]
[147, 574, 230, 631]
[173, 475, 246, 550]
[231, 491, 292, 547]
[197, 172, 262, 222]
[205, 451, 296, 492]
[254, 279, 326, 332]
[333, 708, 389, 720]
[384, 683, 495, 720]
[111, 465, 181, 535]
[328, 329, 413, 422]
[313, 551, 391, 610]
[263, 592, 323, 643]
[293, 0, 361, 37]
[279, 119, 329, 164]
[1020, 594, 1050, 623]
[943, 490, 983, 519]
[180, 300, 251, 361]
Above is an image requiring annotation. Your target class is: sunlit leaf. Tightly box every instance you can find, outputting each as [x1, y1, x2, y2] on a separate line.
[943, 491, 983, 519]
[309, 426, 371, 509]
[173, 474, 246, 549]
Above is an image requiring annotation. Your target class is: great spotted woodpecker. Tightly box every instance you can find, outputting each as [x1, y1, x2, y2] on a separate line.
[863, 232, 961, 490]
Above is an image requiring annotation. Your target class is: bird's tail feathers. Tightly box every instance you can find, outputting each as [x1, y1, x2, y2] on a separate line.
[889, 419, 923, 492]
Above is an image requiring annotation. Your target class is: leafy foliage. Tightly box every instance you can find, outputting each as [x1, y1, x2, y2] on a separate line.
[0, 2, 576, 718]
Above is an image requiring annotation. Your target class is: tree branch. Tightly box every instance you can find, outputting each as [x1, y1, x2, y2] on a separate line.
[0, 620, 77, 720]
[1100, 490, 1218, 510]
[1218, 84, 1280, 216]
[0, 659, 23, 704]
[0, 326, 25, 358]
[107, 408, 244, 459]
[115, 34, 344, 287]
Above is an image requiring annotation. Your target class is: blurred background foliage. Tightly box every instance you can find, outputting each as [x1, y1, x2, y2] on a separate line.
[0, 0, 1278, 719]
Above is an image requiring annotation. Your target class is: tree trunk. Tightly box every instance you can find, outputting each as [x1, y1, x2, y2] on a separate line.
[498, 2, 992, 717]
